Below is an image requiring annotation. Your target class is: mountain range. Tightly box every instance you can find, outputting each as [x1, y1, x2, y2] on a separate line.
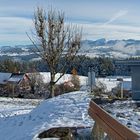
[0, 38, 140, 61]
[80, 38, 140, 58]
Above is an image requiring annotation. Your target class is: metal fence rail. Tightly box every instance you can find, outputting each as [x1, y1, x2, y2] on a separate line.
[88, 100, 140, 140]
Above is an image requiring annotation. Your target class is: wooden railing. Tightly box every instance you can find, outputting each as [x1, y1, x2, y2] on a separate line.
[88, 100, 140, 140]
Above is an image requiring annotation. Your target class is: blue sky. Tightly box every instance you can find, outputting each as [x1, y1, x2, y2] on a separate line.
[0, 0, 140, 46]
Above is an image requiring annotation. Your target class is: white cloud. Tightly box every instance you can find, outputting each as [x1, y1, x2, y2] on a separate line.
[1, 18, 140, 46]
[0, 17, 32, 29]
[0, 1, 139, 46]
[76, 22, 140, 40]
[0, 17, 32, 46]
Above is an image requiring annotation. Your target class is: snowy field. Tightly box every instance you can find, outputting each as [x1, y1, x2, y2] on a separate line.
[0, 75, 137, 140]
[0, 97, 42, 118]
[0, 91, 93, 140]
[103, 100, 140, 134]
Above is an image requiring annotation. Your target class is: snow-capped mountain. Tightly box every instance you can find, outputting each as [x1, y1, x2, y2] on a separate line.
[0, 38, 140, 61]
[81, 39, 140, 58]
[0, 45, 39, 61]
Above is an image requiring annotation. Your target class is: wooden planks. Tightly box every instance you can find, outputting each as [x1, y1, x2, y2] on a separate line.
[88, 100, 140, 140]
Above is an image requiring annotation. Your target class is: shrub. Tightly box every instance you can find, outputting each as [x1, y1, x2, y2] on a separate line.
[71, 75, 80, 91]
[91, 81, 107, 97]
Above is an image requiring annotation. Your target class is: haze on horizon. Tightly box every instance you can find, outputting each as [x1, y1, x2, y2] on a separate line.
[0, 0, 140, 46]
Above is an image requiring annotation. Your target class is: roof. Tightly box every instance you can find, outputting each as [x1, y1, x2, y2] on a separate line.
[0, 72, 12, 84]
[8, 73, 25, 84]
[116, 60, 140, 66]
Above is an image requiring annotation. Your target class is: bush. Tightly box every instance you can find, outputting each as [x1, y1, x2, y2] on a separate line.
[71, 75, 80, 91]
[53, 80, 79, 96]
[91, 81, 107, 97]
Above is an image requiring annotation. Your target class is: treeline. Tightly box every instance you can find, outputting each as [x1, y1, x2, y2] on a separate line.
[0, 59, 36, 73]
[66, 56, 115, 76]
[0, 56, 139, 76]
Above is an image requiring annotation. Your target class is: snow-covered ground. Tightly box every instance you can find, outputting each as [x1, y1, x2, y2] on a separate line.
[97, 76, 131, 92]
[0, 97, 42, 118]
[0, 75, 136, 140]
[40, 72, 131, 91]
[40, 72, 88, 85]
[0, 91, 93, 140]
[103, 100, 140, 134]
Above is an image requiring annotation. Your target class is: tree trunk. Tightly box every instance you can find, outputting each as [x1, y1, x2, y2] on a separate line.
[49, 73, 55, 98]
[31, 85, 35, 94]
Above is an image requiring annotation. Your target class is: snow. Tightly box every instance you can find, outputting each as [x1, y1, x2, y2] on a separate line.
[0, 75, 138, 140]
[96, 76, 131, 92]
[0, 52, 33, 57]
[0, 91, 93, 140]
[0, 97, 41, 118]
[8, 77, 22, 83]
[102, 100, 140, 134]
[40, 72, 87, 85]
[0, 72, 12, 84]
[40, 72, 131, 92]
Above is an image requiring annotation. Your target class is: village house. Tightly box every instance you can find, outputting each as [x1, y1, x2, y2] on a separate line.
[0, 72, 30, 97]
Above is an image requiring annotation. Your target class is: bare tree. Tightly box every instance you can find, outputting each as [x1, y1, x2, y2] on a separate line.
[28, 7, 82, 98]
[28, 72, 43, 94]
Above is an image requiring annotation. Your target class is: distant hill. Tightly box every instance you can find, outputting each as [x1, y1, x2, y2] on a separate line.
[81, 39, 140, 58]
[0, 39, 140, 61]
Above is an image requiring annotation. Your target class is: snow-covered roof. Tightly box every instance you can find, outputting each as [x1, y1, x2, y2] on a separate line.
[0, 72, 12, 84]
[8, 73, 26, 84]
[116, 60, 140, 66]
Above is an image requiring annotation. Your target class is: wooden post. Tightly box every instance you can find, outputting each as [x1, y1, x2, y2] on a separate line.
[12, 84, 15, 98]
[121, 81, 123, 99]
[88, 66, 95, 93]
[92, 121, 104, 140]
